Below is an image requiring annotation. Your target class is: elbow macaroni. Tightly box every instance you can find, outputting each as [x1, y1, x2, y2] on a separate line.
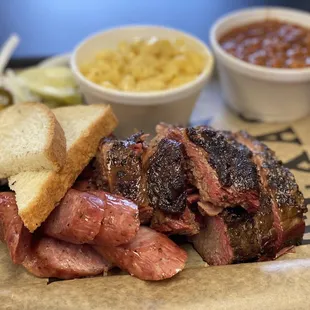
[80, 38, 206, 91]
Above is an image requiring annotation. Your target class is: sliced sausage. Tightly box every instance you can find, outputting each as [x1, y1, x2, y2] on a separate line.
[94, 226, 187, 281]
[88, 191, 140, 247]
[43, 189, 104, 244]
[23, 237, 110, 279]
[0, 192, 31, 264]
[43, 189, 140, 247]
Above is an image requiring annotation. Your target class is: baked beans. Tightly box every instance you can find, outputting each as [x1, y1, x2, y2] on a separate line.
[219, 20, 310, 68]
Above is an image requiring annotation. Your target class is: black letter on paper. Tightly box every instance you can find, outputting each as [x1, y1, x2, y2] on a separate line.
[285, 152, 310, 173]
[255, 127, 301, 145]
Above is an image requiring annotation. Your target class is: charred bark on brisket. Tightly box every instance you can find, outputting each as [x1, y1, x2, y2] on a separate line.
[191, 201, 277, 265]
[189, 128, 306, 264]
[147, 138, 187, 214]
[104, 135, 145, 200]
[234, 131, 306, 250]
[186, 126, 259, 196]
[94, 125, 306, 265]
[95, 133, 152, 223]
[167, 126, 261, 212]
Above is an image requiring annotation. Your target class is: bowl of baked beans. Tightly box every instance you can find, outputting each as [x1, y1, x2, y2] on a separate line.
[210, 7, 310, 122]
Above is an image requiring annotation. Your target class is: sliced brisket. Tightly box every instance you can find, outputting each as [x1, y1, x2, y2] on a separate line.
[167, 126, 260, 214]
[189, 127, 306, 265]
[192, 202, 276, 265]
[95, 131, 192, 230]
[143, 127, 201, 235]
[234, 131, 306, 250]
[94, 226, 187, 281]
[146, 138, 188, 214]
[95, 133, 152, 223]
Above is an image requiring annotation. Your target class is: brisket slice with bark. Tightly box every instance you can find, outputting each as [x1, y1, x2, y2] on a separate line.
[167, 126, 261, 214]
[95, 133, 153, 223]
[145, 138, 188, 214]
[95, 129, 198, 235]
[191, 200, 276, 265]
[191, 129, 305, 265]
[143, 128, 199, 235]
[234, 131, 306, 250]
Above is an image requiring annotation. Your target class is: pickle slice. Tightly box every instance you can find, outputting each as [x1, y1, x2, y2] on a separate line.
[18, 66, 82, 105]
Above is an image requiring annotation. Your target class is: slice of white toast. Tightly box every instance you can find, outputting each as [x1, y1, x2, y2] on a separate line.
[0, 102, 66, 178]
[9, 104, 118, 232]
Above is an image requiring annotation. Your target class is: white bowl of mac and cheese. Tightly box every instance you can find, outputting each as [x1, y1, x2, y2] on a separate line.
[71, 25, 214, 136]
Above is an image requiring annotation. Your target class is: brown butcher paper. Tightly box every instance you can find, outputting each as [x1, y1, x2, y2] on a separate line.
[1, 79, 310, 309]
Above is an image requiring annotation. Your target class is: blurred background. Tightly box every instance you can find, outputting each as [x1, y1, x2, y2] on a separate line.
[1, 0, 309, 66]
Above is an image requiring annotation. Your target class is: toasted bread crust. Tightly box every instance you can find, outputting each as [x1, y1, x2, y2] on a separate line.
[11, 105, 118, 232]
[44, 108, 67, 172]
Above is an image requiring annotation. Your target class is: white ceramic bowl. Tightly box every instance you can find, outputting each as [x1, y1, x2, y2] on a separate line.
[71, 25, 214, 136]
[210, 7, 310, 122]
